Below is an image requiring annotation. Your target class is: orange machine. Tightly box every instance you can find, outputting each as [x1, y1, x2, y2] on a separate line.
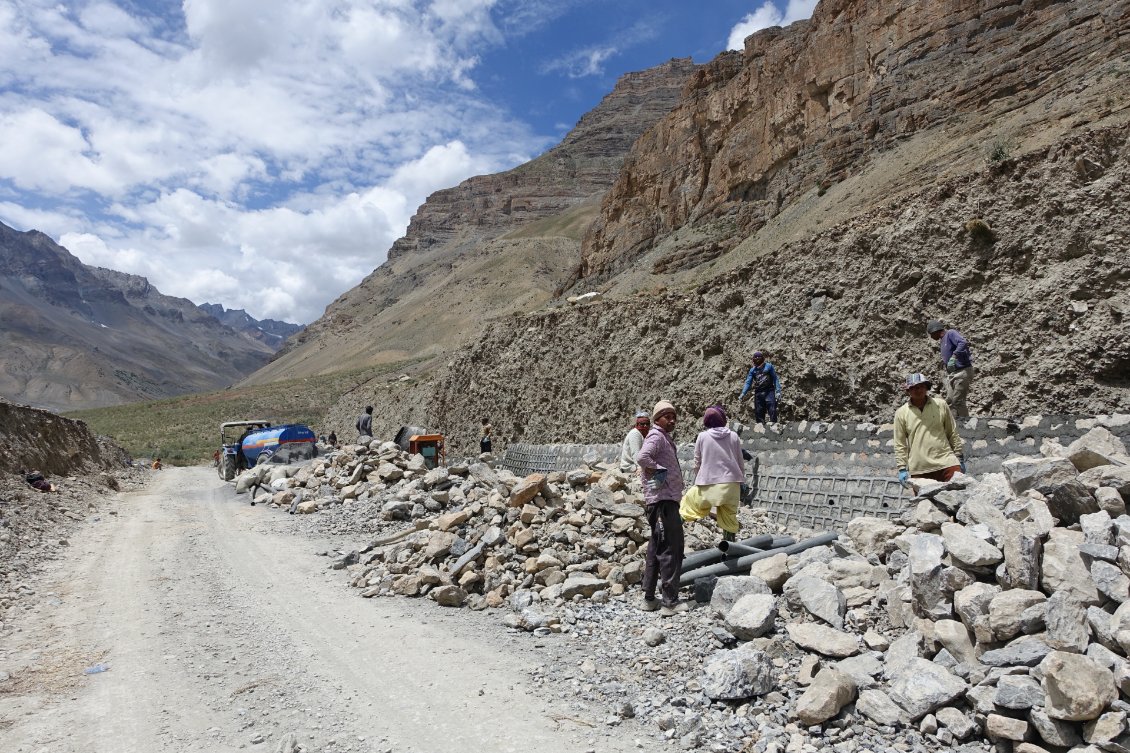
[408, 434, 445, 469]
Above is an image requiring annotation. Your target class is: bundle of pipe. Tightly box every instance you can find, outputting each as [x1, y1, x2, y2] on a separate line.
[678, 532, 839, 587]
[679, 534, 777, 574]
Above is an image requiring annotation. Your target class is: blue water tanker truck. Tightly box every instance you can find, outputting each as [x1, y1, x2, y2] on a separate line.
[218, 420, 317, 481]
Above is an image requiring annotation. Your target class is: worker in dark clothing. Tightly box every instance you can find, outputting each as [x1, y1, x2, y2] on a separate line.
[926, 320, 974, 418]
[356, 406, 373, 440]
[236, 428, 251, 470]
[739, 351, 782, 424]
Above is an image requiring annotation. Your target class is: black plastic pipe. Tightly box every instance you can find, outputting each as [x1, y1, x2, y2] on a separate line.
[717, 540, 766, 558]
[678, 532, 838, 587]
[679, 534, 775, 573]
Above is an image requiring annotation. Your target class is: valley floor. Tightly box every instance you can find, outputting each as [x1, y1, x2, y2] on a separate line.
[0, 467, 640, 753]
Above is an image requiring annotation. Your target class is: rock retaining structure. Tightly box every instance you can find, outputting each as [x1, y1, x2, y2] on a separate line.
[262, 421, 1130, 751]
[502, 414, 1130, 531]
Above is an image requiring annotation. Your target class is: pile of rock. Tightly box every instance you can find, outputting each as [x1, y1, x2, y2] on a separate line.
[237, 439, 755, 613]
[699, 426, 1130, 751]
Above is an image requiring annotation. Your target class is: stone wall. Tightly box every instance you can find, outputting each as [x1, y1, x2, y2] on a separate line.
[501, 413, 1130, 531]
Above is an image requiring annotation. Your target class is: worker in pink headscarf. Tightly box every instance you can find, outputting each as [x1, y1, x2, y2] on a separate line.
[680, 405, 745, 541]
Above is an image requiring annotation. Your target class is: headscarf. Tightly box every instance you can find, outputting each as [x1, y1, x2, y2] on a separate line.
[703, 405, 727, 428]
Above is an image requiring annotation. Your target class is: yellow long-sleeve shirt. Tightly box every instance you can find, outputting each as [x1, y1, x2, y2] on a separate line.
[894, 396, 964, 474]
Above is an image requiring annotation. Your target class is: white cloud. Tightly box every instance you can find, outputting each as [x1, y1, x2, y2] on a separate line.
[51, 138, 502, 324]
[542, 45, 618, 79]
[726, 0, 818, 51]
[0, 0, 541, 325]
[541, 18, 659, 79]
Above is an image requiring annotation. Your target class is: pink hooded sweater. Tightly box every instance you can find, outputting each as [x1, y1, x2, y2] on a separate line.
[693, 427, 745, 485]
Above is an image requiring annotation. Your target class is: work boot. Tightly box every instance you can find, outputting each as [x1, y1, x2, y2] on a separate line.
[660, 601, 690, 617]
[722, 530, 736, 542]
[640, 596, 660, 612]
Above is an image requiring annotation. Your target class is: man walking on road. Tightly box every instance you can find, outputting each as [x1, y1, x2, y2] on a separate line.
[739, 351, 782, 424]
[356, 405, 373, 440]
[619, 410, 650, 473]
[927, 320, 973, 417]
[894, 373, 966, 485]
[636, 400, 689, 616]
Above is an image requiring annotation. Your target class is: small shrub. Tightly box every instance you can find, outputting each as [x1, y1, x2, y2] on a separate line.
[985, 138, 1014, 165]
[965, 218, 996, 244]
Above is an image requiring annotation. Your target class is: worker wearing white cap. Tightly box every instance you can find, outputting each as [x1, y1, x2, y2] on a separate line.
[636, 400, 689, 616]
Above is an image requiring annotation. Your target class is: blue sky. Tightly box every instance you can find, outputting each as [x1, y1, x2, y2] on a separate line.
[0, 0, 816, 324]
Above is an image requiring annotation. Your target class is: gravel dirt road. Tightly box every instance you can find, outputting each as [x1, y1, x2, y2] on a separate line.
[0, 467, 640, 753]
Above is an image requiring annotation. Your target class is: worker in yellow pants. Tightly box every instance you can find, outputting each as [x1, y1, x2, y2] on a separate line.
[680, 483, 740, 539]
[680, 405, 745, 541]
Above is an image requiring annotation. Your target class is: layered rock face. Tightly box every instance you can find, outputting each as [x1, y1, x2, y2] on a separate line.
[0, 223, 275, 410]
[581, 0, 1129, 279]
[387, 57, 700, 263]
[253, 58, 699, 382]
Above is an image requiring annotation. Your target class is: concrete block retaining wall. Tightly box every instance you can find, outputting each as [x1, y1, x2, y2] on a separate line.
[501, 414, 1130, 531]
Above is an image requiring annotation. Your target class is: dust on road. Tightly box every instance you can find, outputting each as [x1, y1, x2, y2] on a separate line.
[0, 467, 639, 753]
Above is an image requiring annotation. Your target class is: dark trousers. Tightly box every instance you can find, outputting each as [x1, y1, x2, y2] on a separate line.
[754, 391, 778, 423]
[916, 465, 962, 482]
[642, 500, 684, 605]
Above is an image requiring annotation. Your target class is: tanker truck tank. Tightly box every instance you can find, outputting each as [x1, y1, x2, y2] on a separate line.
[241, 424, 316, 465]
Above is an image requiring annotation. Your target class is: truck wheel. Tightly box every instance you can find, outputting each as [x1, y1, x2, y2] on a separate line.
[221, 454, 237, 482]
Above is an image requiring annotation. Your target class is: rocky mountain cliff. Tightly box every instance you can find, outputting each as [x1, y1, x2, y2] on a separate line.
[0, 223, 275, 411]
[311, 0, 1130, 450]
[249, 58, 700, 383]
[580, 0, 1129, 283]
[198, 302, 304, 348]
[320, 124, 1130, 451]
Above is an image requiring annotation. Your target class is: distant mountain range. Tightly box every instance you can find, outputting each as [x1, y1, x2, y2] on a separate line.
[0, 222, 287, 411]
[198, 303, 303, 348]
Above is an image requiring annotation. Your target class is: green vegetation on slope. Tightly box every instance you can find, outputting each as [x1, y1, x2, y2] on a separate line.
[499, 202, 600, 242]
[67, 362, 418, 466]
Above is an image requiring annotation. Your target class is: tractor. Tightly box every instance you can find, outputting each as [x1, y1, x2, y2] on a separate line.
[217, 420, 316, 481]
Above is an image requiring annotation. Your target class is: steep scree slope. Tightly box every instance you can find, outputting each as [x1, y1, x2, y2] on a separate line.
[418, 126, 1129, 449]
[0, 398, 128, 476]
[581, 0, 1129, 281]
[249, 59, 699, 383]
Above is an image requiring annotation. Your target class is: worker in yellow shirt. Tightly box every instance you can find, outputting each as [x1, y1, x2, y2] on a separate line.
[894, 373, 966, 485]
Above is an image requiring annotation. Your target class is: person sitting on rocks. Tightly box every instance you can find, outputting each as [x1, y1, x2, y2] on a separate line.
[152, 458, 162, 470]
[636, 400, 689, 616]
[619, 410, 650, 473]
[680, 405, 744, 542]
[894, 373, 966, 486]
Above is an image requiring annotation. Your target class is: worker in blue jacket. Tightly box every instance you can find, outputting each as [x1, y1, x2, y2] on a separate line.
[739, 351, 782, 424]
[926, 320, 974, 417]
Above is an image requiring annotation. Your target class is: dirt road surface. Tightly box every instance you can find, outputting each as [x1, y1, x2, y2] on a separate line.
[0, 467, 641, 753]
